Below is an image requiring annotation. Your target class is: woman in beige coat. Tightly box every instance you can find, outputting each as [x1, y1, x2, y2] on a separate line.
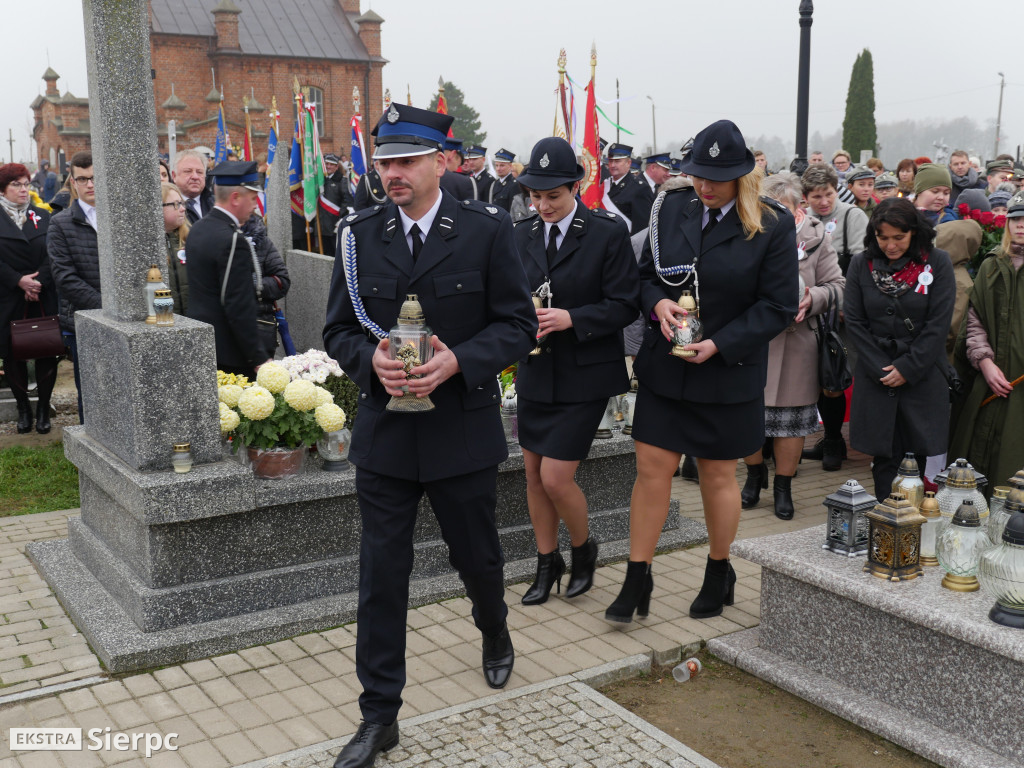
[741, 172, 845, 518]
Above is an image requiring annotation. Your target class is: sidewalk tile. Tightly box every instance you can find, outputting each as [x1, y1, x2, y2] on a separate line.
[292, 633, 334, 656]
[197, 678, 244, 707]
[167, 684, 217, 713]
[245, 723, 296, 754]
[210, 732, 261, 765]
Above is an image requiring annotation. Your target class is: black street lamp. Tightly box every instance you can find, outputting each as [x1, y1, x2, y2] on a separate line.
[794, 0, 813, 168]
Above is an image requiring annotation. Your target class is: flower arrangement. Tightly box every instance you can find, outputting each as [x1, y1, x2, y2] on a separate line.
[957, 204, 1006, 276]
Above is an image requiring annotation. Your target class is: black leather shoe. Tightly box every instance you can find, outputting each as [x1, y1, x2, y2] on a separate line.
[482, 624, 514, 689]
[565, 537, 598, 598]
[522, 550, 566, 605]
[333, 720, 399, 768]
[740, 463, 768, 509]
[679, 455, 699, 482]
[688, 556, 736, 619]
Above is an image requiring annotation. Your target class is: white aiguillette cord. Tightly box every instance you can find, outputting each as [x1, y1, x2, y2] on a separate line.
[649, 191, 700, 307]
[340, 225, 387, 341]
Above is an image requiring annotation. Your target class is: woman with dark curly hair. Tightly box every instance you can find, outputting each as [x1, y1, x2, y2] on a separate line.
[0, 163, 60, 434]
[844, 197, 955, 499]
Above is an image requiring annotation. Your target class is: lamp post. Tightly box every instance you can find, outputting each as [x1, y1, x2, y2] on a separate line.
[794, 0, 813, 165]
[646, 95, 656, 154]
[995, 72, 1006, 159]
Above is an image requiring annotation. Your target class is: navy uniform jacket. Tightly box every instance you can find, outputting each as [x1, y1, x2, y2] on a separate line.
[607, 173, 655, 235]
[354, 168, 387, 211]
[186, 208, 268, 370]
[323, 191, 537, 482]
[634, 188, 798, 404]
[473, 169, 495, 201]
[489, 174, 518, 211]
[513, 205, 639, 403]
[440, 170, 475, 201]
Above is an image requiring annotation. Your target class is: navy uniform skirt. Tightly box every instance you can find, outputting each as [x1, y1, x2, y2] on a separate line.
[518, 397, 608, 462]
[630, 383, 764, 460]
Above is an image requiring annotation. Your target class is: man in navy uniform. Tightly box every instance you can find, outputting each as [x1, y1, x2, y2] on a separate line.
[323, 103, 536, 768]
[185, 161, 270, 379]
[603, 143, 654, 235]
[440, 137, 476, 200]
[489, 147, 518, 210]
[642, 153, 672, 194]
[464, 145, 494, 201]
[353, 165, 387, 211]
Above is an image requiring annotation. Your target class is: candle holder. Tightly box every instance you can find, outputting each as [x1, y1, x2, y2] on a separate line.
[670, 291, 702, 359]
[387, 294, 435, 413]
[822, 479, 875, 557]
[864, 493, 926, 582]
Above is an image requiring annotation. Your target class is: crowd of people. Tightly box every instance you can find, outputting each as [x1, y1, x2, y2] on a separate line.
[2, 106, 1023, 768]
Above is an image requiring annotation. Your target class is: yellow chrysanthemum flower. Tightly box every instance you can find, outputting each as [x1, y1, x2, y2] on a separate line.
[283, 379, 317, 412]
[219, 402, 240, 433]
[315, 403, 346, 433]
[312, 386, 334, 408]
[238, 385, 275, 420]
[218, 384, 243, 407]
[256, 362, 290, 394]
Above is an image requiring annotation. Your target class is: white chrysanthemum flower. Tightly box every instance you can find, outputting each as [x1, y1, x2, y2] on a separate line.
[256, 362, 290, 393]
[238, 385, 275, 420]
[218, 384, 243, 407]
[283, 379, 317, 412]
[312, 386, 334, 407]
[315, 403, 346, 433]
[219, 402, 240, 433]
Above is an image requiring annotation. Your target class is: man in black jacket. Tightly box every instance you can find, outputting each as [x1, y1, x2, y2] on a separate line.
[318, 154, 355, 256]
[185, 161, 269, 379]
[47, 151, 100, 423]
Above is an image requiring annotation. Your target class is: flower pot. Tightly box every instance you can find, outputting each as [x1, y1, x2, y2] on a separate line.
[247, 445, 306, 479]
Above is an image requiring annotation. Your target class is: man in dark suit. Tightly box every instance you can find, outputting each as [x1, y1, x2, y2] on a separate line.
[323, 103, 536, 768]
[488, 147, 518, 210]
[464, 145, 494, 201]
[173, 150, 214, 224]
[185, 161, 269, 379]
[440, 138, 476, 200]
[603, 143, 654, 235]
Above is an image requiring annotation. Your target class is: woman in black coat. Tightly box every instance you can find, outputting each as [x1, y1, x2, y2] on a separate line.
[606, 120, 798, 624]
[512, 137, 639, 605]
[0, 164, 60, 434]
[844, 198, 955, 500]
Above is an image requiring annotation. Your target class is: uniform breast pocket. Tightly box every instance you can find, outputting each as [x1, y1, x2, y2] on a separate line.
[433, 270, 485, 328]
[358, 274, 398, 314]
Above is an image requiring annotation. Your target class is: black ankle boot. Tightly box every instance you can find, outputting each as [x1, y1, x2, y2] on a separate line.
[740, 463, 768, 509]
[773, 475, 795, 520]
[521, 550, 566, 606]
[688, 556, 736, 619]
[604, 560, 653, 624]
[822, 438, 845, 472]
[35, 399, 52, 434]
[565, 538, 598, 598]
[15, 400, 33, 434]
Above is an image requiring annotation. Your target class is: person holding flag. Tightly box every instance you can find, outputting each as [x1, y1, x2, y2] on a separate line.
[319, 153, 353, 256]
[510, 136, 639, 607]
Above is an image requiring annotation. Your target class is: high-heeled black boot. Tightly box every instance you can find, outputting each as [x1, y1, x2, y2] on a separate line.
[688, 556, 736, 619]
[521, 550, 566, 605]
[604, 560, 653, 624]
[565, 538, 598, 598]
[15, 398, 33, 434]
[34, 398, 52, 434]
[740, 463, 768, 509]
[773, 475, 795, 520]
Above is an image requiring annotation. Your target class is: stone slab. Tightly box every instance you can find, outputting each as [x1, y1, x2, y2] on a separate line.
[710, 629, 1018, 768]
[282, 249, 336, 355]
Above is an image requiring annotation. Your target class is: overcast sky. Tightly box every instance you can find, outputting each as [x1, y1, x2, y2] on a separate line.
[3, 0, 1023, 166]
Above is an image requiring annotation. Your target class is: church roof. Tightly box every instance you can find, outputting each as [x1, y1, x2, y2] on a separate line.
[149, 0, 382, 62]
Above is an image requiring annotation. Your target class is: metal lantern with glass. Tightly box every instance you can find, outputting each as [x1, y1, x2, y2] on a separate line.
[988, 486, 1012, 546]
[936, 500, 991, 592]
[919, 491, 942, 566]
[864, 493, 926, 581]
[978, 498, 1024, 628]
[822, 479, 875, 556]
[670, 290, 703, 359]
[935, 458, 988, 530]
[387, 294, 435, 412]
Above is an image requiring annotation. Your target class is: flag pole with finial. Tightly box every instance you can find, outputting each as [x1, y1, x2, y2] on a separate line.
[293, 77, 311, 253]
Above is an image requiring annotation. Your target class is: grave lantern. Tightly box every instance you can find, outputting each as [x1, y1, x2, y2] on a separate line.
[864, 493, 926, 582]
[822, 479, 874, 556]
[978, 498, 1024, 628]
[937, 500, 991, 592]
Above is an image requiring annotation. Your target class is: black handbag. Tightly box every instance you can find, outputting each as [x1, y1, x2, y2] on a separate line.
[813, 284, 853, 394]
[9, 308, 65, 361]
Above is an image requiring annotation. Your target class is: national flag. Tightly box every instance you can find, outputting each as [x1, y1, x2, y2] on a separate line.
[436, 85, 454, 138]
[288, 117, 304, 217]
[214, 102, 228, 163]
[350, 113, 367, 178]
[319, 193, 341, 217]
[580, 72, 603, 210]
[301, 103, 325, 222]
[264, 122, 278, 191]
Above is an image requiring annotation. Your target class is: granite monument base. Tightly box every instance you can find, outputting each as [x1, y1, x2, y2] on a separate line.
[709, 526, 1023, 768]
[29, 428, 703, 672]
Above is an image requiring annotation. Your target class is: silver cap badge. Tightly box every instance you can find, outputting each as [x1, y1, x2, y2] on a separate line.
[539, 153, 550, 168]
[709, 141, 720, 158]
[386, 104, 400, 124]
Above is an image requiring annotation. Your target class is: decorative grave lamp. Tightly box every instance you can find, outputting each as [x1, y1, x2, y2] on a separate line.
[316, 427, 351, 472]
[919, 491, 942, 566]
[891, 453, 925, 510]
[864, 493, 926, 582]
[595, 397, 616, 439]
[387, 294, 435, 413]
[935, 458, 988, 493]
[988, 486, 1012, 546]
[822, 479, 875, 556]
[978, 498, 1024, 628]
[144, 264, 168, 324]
[936, 458, 988, 530]
[936, 500, 991, 592]
[153, 289, 174, 326]
[500, 384, 518, 443]
[620, 374, 638, 436]
[670, 291, 703, 359]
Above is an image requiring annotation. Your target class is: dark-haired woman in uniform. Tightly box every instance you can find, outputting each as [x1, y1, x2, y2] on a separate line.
[606, 120, 798, 623]
[513, 137, 640, 605]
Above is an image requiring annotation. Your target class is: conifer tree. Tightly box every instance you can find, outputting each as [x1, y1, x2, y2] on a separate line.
[429, 81, 486, 147]
[842, 49, 877, 161]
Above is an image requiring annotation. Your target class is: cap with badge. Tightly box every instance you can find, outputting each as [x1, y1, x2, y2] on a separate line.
[845, 166, 875, 184]
[630, 157, 641, 172]
[679, 137, 695, 159]
[645, 153, 672, 170]
[443, 137, 463, 154]
[606, 143, 633, 159]
[669, 158, 683, 176]
[464, 145, 487, 159]
[986, 159, 1014, 176]
[1002, 190, 1024, 217]
[678, 119, 755, 181]
[210, 160, 262, 192]
[493, 148, 516, 163]
[516, 137, 584, 190]
[371, 103, 454, 159]
[324, 153, 340, 165]
[874, 171, 898, 190]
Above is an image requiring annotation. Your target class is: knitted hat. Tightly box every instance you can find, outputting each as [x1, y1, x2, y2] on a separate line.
[914, 163, 952, 195]
[955, 188, 991, 215]
[988, 189, 1013, 209]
